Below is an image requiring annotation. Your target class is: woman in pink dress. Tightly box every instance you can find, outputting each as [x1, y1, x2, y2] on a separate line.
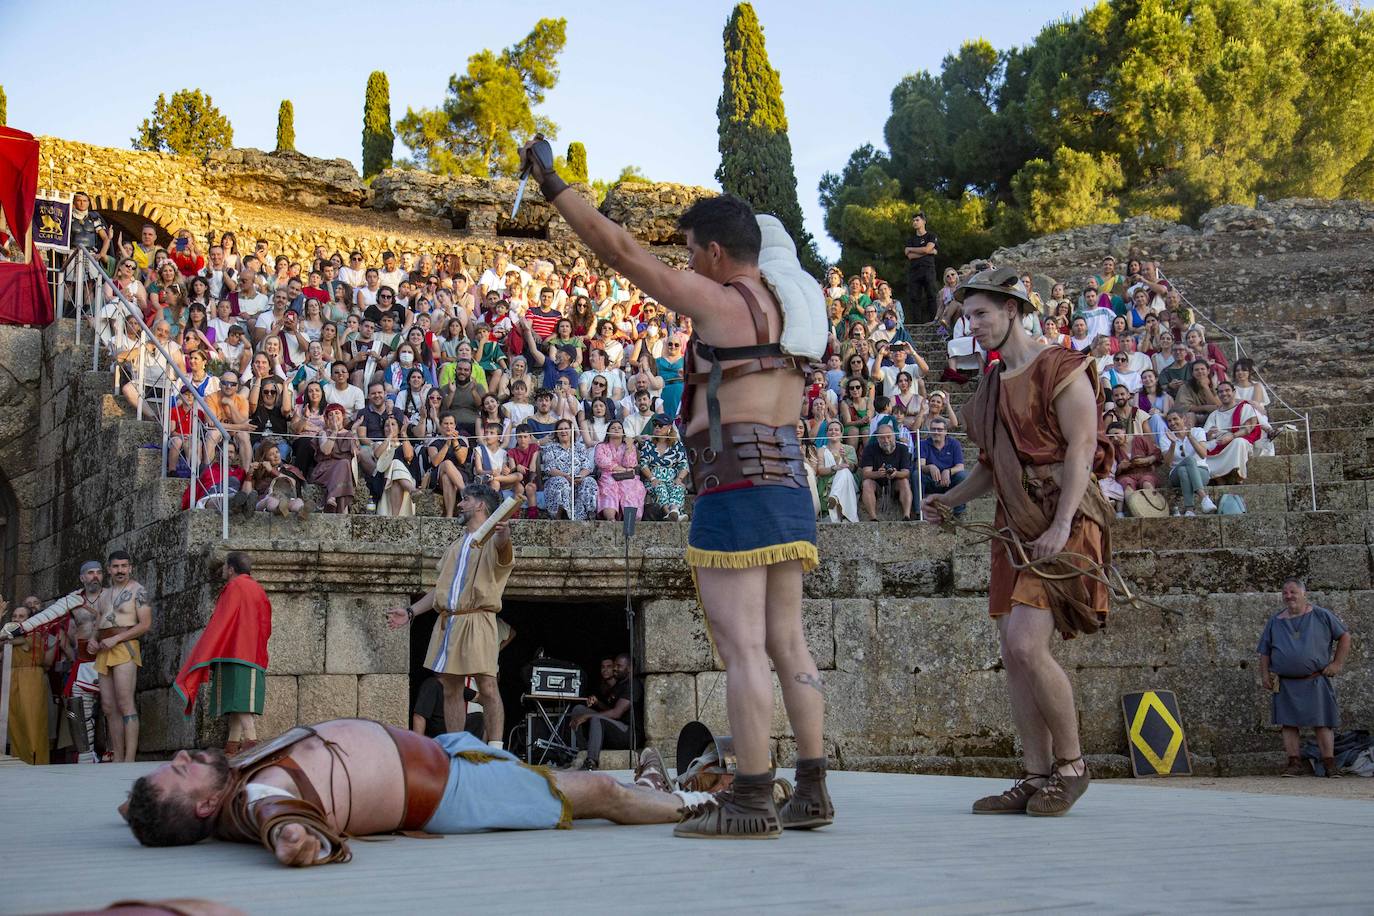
[593, 420, 645, 521]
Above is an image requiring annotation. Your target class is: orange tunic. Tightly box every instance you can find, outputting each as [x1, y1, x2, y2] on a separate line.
[971, 347, 1112, 625]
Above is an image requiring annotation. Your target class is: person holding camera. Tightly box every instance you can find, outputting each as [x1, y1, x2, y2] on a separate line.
[860, 424, 914, 521]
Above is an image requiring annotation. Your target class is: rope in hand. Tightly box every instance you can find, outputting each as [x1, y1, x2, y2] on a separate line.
[928, 502, 1182, 617]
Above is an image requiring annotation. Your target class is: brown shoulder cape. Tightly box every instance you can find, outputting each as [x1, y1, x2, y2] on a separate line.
[963, 348, 1114, 638]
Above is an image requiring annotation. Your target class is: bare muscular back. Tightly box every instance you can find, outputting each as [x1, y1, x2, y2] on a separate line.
[682, 276, 804, 437]
[247, 719, 407, 835]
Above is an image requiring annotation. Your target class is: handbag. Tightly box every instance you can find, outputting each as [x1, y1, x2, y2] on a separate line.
[1218, 493, 1246, 515]
[1124, 488, 1169, 518]
[611, 470, 635, 481]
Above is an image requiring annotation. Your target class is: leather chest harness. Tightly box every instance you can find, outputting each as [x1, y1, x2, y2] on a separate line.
[214, 721, 450, 864]
[681, 281, 808, 493]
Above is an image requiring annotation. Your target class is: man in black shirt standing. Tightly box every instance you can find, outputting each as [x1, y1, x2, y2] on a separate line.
[904, 212, 939, 324]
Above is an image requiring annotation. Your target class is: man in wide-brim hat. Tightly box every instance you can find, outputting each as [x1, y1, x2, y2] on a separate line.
[921, 265, 1114, 818]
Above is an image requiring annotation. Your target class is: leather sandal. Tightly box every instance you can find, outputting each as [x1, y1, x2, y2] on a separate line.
[1026, 757, 1090, 817]
[779, 757, 834, 829]
[1281, 756, 1306, 777]
[972, 773, 1047, 814]
[634, 747, 672, 794]
[223, 740, 242, 755]
[674, 771, 781, 839]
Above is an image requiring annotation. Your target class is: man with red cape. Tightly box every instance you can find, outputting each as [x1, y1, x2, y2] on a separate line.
[174, 552, 272, 753]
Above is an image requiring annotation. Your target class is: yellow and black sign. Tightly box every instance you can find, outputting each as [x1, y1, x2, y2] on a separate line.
[1121, 689, 1192, 777]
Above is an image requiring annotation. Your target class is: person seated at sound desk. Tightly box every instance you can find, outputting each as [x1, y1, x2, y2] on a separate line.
[569, 653, 639, 771]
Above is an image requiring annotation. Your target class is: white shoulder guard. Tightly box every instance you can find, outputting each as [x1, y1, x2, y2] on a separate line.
[755, 214, 828, 361]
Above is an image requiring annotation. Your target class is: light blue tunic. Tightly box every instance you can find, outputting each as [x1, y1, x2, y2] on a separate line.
[421, 731, 568, 834]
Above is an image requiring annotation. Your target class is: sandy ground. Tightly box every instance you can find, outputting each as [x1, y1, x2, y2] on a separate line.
[1100, 774, 1374, 799]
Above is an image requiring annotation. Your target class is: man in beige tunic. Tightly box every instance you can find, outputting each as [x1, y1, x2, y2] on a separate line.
[387, 483, 511, 745]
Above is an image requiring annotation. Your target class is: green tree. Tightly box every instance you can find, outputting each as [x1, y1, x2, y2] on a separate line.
[821, 0, 1374, 270]
[0, 85, 6, 127]
[362, 71, 394, 180]
[397, 19, 567, 178]
[565, 141, 588, 183]
[716, 3, 822, 274]
[1012, 147, 1122, 236]
[275, 100, 295, 153]
[131, 89, 233, 159]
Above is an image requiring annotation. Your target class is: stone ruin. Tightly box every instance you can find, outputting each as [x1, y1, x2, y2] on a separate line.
[2, 139, 1371, 774]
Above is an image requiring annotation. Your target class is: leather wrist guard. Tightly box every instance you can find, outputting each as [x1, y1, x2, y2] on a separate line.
[539, 172, 569, 203]
[255, 797, 352, 865]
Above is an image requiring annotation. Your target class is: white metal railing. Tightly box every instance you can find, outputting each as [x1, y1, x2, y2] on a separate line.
[69, 248, 231, 537]
[1158, 269, 1317, 512]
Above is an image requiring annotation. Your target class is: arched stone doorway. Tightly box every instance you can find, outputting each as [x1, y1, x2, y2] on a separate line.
[89, 196, 174, 250]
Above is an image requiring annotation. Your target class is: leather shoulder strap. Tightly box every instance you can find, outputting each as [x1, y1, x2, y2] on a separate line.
[230, 725, 319, 771]
[727, 281, 771, 346]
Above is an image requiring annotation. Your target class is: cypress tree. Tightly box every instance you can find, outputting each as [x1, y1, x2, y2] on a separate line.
[0, 86, 6, 127]
[566, 141, 588, 183]
[716, 3, 821, 274]
[275, 100, 295, 152]
[362, 71, 394, 179]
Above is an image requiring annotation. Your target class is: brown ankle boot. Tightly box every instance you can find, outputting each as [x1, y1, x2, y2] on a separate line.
[779, 757, 834, 829]
[674, 770, 781, 839]
[1322, 756, 1342, 778]
[1281, 756, 1306, 777]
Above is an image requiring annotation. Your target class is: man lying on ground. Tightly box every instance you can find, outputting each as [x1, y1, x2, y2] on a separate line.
[120, 717, 706, 866]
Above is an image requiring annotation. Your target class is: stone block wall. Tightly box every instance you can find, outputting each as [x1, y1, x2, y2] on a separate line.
[0, 326, 43, 600]
[38, 137, 708, 278]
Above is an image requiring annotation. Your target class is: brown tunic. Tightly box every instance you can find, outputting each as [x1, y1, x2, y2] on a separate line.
[965, 346, 1113, 635]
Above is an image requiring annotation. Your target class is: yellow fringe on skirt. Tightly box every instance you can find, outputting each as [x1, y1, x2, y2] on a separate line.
[520, 761, 574, 829]
[685, 541, 819, 573]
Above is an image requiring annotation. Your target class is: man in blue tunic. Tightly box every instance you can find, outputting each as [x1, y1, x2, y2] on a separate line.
[1256, 578, 1352, 777]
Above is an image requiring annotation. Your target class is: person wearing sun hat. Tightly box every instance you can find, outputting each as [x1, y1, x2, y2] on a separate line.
[921, 265, 1113, 818]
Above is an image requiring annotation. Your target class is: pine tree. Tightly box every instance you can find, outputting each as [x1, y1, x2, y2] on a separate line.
[362, 71, 394, 179]
[0, 86, 6, 127]
[566, 142, 588, 183]
[131, 89, 233, 159]
[276, 100, 295, 152]
[716, 3, 821, 274]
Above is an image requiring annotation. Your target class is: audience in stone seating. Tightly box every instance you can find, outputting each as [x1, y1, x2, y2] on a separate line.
[87, 216, 1293, 531]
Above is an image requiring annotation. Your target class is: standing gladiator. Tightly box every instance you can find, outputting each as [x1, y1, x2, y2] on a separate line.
[517, 139, 832, 839]
[92, 549, 153, 762]
[1, 560, 106, 763]
[921, 267, 1112, 816]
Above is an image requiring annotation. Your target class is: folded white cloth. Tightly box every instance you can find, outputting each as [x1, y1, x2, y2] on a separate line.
[755, 214, 827, 360]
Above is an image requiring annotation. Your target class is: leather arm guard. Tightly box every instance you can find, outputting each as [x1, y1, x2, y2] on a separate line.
[254, 796, 352, 866]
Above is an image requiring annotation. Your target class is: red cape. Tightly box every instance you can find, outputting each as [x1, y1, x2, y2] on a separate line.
[173, 574, 272, 716]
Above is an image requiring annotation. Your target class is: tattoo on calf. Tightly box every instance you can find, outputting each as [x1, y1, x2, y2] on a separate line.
[794, 673, 825, 694]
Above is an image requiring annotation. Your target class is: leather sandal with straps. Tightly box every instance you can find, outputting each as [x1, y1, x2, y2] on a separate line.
[1026, 756, 1090, 817]
[972, 772, 1047, 814]
[674, 771, 781, 840]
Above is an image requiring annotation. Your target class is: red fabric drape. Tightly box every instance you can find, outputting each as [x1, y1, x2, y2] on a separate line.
[0, 127, 38, 244]
[0, 127, 53, 325]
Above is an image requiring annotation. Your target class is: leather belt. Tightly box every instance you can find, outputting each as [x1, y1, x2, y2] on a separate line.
[97, 626, 134, 640]
[683, 422, 807, 493]
[383, 724, 452, 830]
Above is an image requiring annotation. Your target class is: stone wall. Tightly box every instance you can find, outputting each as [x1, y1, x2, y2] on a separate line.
[39, 137, 711, 274]
[0, 326, 43, 600]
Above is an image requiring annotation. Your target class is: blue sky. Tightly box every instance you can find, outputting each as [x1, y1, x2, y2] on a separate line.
[0, 0, 1081, 259]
